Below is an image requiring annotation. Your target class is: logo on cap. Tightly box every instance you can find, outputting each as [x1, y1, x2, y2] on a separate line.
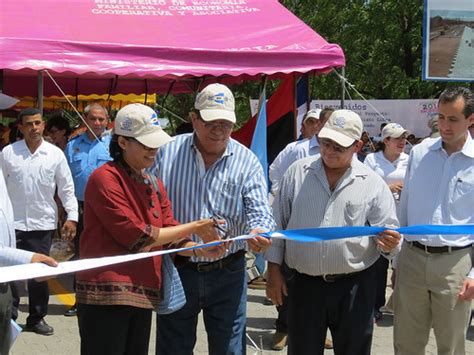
[210, 92, 227, 105]
[120, 117, 134, 132]
[334, 116, 346, 128]
[146, 112, 160, 126]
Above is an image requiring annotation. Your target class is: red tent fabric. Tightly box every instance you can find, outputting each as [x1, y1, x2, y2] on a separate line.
[0, 0, 344, 96]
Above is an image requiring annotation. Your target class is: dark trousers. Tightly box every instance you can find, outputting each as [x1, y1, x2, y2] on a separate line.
[77, 303, 152, 355]
[0, 284, 12, 355]
[10, 230, 53, 325]
[374, 256, 389, 312]
[156, 254, 247, 355]
[275, 262, 294, 334]
[288, 264, 377, 355]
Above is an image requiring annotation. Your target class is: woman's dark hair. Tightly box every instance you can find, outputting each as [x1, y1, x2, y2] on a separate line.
[375, 140, 386, 152]
[109, 134, 125, 163]
[46, 112, 72, 136]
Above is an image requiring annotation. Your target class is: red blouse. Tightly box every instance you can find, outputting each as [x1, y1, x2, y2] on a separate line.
[76, 161, 180, 309]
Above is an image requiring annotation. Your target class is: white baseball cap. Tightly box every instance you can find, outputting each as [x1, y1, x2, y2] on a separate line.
[303, 109, 322, 122]
[318, 109, 363, 147]
[114, 104, 172, 149]
[194, 83, 236, 123]
[382, 123, 408, 140]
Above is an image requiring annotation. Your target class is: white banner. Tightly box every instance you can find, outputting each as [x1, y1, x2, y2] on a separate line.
[250, 99, 439, 138]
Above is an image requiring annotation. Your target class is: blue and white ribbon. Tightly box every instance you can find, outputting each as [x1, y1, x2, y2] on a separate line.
[0, 224, 472, 283]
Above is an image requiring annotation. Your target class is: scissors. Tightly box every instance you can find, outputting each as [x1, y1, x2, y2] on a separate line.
[212, 216, 233, 240]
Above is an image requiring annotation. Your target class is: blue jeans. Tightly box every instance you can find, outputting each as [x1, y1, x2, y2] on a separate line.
[156, 253, 247, 355]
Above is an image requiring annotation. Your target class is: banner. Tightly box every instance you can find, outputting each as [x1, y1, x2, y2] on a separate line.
[252, 99, 439, 138]
[422, 0, 474, 81]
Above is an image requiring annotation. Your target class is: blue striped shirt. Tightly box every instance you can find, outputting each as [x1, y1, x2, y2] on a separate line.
[152, 134, 275, 262]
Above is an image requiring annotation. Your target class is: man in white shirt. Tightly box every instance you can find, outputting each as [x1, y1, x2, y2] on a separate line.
[266, 110, 401, 354]
[393, 87, 474, 355]
[269, 108, 333, 196]
[0, 168, 57, 354]
[0, 108, 78, 336]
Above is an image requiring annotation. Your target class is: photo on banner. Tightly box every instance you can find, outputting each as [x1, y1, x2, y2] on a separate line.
[422, 0, 474, 81]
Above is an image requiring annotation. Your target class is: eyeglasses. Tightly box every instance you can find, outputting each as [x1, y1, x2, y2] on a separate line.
[126, 137, 156, 151]
[318, 138, 355, 153]
[200, 119, 233, 131]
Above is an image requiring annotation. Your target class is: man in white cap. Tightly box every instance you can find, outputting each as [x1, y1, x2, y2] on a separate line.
[153, 83, 275, 355]
[269, 108, 333, 197]
[266, 109, 401, 354]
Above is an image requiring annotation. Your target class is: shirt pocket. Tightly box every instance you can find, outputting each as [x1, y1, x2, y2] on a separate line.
[39, 166, 55, 187]
[344, 200, 368, 225]
[70, 153, 87, 176]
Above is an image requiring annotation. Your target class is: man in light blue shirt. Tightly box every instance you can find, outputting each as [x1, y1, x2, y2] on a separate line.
[153, 83, 275, 355]
[64, 103, 112, 316]
[0, 167, 57, 354]
[394, 87, 474, 355]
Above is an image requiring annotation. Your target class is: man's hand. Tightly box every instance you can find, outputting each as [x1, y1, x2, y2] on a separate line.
[247, 228, 271, 253]
[61, 220, 77, 241]
[266, 263, 287, 306]
[388, 182, 403, 194]
[375, 230, 401, 253]
[31, 253, 58, 267]
[458, 277, 474, 301]
[194, 219, 221, 243]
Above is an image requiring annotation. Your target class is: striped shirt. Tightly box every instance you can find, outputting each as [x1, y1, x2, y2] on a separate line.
[266, 155, 399, 276]
[152, 134, 275, 262]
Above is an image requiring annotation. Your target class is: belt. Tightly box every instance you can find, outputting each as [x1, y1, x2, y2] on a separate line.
[187, 250, 245, 273]
[315, 270, 363, 283]
[408, 241, 472, 254]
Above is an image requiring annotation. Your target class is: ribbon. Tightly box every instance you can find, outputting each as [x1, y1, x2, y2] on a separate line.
[0, 224, 472, 283]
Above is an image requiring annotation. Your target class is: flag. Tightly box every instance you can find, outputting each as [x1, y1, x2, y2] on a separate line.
[232, 75, 296, 163]
[295, 74, 309, 138]
[250, 88, 268, 182]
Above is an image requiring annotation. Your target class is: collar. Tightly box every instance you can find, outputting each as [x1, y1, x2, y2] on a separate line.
[309, 135, 319, 149]
[307, 156, 368, 182]
[18, 138, 49, 155]
[428, 134, 474, 158]
[190, 133, 233, 158]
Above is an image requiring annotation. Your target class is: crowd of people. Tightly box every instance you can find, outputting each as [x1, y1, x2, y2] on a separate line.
[0, 84, 473, 355]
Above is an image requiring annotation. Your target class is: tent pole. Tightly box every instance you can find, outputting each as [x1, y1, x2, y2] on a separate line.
[37, 70, 44, 114]
[340, 66, 345, 109]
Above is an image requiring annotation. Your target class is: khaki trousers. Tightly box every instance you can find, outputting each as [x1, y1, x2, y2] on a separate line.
[393, 242, 472, 355]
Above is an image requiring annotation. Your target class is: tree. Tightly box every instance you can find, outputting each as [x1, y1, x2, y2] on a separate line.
[282, 0, 453, 99]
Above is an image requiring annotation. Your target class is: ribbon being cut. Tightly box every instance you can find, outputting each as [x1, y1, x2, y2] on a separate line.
[0, 224, 472, 283]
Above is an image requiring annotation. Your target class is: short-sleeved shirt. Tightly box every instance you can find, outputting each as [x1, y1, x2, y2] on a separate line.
[65, 132, 112, 201]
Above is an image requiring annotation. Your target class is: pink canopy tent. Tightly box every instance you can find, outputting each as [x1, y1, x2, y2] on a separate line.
[0, 0, 344, 97]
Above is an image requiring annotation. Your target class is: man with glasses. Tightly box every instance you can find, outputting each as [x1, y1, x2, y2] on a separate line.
[64, 103, 112, 316]
[153, 83, 275, 355]
[266, 109, 401, 354]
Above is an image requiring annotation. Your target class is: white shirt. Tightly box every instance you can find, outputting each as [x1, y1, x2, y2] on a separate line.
[399, 135, 474, 276]
[0, 167, 33, 267]
[266, 156, 399, 276]
[1, 139, 78, 231]
[364, 151, 409, 203]
[293, 135, 321, 161]
[269, 137, 320, 195]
